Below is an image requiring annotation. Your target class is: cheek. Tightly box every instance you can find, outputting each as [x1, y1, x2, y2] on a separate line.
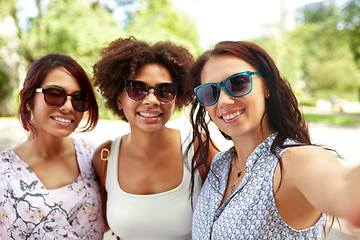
[205, 106, 217, 120]
[75, 111, 84, 120]
[162, 103, 176, 120]
[32, 96, 48, 116]
[33, 94, 45, 107]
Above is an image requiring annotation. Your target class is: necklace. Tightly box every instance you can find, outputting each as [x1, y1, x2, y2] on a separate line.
[230, 158, 243, 194]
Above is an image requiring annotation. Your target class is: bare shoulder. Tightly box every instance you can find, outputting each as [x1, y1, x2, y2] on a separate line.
[280, 145, 341, 181]
[282, 145, 338, 164]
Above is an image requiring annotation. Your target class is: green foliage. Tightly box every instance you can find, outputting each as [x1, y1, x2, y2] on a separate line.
[1, 0, 359, 119]
[342, 0, 360, 67]
[252, 34, 303, 88]
[0, 0, 20, 116]
[16, 0, 126, 118]
[304, 113, 360, 126]
[289, 5, 360, 99]
[0, 67, 11, 101]
[0, 0, 17, 18]
[253, 0, 360, 102]
[126, 0, 201, 56]
[301, 0, 340, 26]
[21, 0, 124, 73]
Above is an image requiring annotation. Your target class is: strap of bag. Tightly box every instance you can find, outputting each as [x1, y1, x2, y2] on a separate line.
[99, 142, 111, 190]
[100, 140, 120, 240]
[98, 140, 112, 233]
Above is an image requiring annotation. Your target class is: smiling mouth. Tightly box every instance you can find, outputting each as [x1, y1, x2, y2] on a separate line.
[51, 116, 73, 123]
[138, 112, 161, 118]
[221, 109, 245, 120]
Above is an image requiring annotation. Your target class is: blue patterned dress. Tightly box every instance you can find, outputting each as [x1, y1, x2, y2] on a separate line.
[192, 133, 325, 239]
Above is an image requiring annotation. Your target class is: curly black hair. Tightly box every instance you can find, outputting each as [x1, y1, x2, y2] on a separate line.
[93, 36, 195, 121]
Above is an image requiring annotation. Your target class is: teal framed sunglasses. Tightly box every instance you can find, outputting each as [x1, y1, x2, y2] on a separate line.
[194, 71, 262, 107]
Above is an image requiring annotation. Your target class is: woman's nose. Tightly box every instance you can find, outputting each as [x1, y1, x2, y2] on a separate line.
[58, 96, 74, 112]
[142, 89, 160, 105]
[217, 88, 235, 107]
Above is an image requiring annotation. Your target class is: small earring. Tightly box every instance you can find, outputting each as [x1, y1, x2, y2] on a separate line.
[267, 93, 271, 98]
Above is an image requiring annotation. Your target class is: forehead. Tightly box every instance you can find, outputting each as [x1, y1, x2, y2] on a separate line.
[201, 55, 256, 84]
[41, 67, 81, 90]
[135, 63, 173, 84]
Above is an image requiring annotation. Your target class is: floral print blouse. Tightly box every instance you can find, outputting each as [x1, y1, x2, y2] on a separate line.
[0, 138, 104, 239]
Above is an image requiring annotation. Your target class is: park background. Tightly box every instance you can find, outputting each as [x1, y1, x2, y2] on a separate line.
[0, 0, 360, 239]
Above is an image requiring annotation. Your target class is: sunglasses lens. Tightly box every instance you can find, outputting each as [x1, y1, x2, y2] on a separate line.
[155, 83, 177, 103]
[44, 88, 67, 107]
[225, 74, 251, 97]
[72, 92, 90, 112]
[126, 81, 147, 102]
[196, 85, 218, 106]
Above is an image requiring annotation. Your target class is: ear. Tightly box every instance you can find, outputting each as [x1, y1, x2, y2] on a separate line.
[26, 103, 32, 112]
[117, 94, 123, 110]
[265, 87, 271, 99]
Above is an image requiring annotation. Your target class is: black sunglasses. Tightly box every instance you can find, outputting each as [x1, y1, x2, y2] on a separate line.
[194, 71, 262, 107]
[125, 80, 179, 104]
[35, 86, 90, 112]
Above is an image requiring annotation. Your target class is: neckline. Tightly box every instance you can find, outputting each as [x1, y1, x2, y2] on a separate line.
[217, 133, 277, 208]
[9, 137, 82, 191]
[114, 130, 186, 197]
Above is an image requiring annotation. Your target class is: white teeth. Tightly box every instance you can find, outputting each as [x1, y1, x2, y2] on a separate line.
[222, 109, 245, 120]
[139, 112, 160, 118]
[53, 117, 72, 123]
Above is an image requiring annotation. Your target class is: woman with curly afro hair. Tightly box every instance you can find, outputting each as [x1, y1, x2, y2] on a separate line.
[92, 37, 218, 239]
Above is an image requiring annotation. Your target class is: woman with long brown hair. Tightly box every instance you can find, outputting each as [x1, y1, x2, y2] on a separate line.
[189, 41, 360, 239]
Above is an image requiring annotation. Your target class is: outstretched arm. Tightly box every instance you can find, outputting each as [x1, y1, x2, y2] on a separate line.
[283, 146, 360, 227]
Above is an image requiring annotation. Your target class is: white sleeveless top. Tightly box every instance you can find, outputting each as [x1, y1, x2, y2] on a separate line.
[105, 130, 202, 240]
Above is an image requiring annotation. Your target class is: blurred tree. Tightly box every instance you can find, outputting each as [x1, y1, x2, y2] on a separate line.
[289, 1, 359, 99]
[0, 62, 12, 116]
[342, 0, 360, 67]
[93, 0, 139, 9]
[22, 0, 124, 73]
[125, 0, 201, 56]
[253, 34, 302, 90]
[0, 0, 22, 116]
[1, 0, 201, 118]
[300, 0, 338, 25]
[13, 0, 126, 118]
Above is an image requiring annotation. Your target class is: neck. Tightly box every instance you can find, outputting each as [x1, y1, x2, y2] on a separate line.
[26, 134, 69, 158]
[232, 128, 274, 164]
[124, 127, 177, 154]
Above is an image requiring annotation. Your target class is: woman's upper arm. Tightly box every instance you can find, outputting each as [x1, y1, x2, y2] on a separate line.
[283, 146, 357, 218]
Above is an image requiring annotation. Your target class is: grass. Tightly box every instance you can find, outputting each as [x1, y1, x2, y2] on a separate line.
[304, 113, 360, 127]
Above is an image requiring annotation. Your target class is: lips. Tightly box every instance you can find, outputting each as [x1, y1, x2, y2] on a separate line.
[138, 112, 161, 118]
[51, 116, 74, 123]
[221, 108, 245, 121]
